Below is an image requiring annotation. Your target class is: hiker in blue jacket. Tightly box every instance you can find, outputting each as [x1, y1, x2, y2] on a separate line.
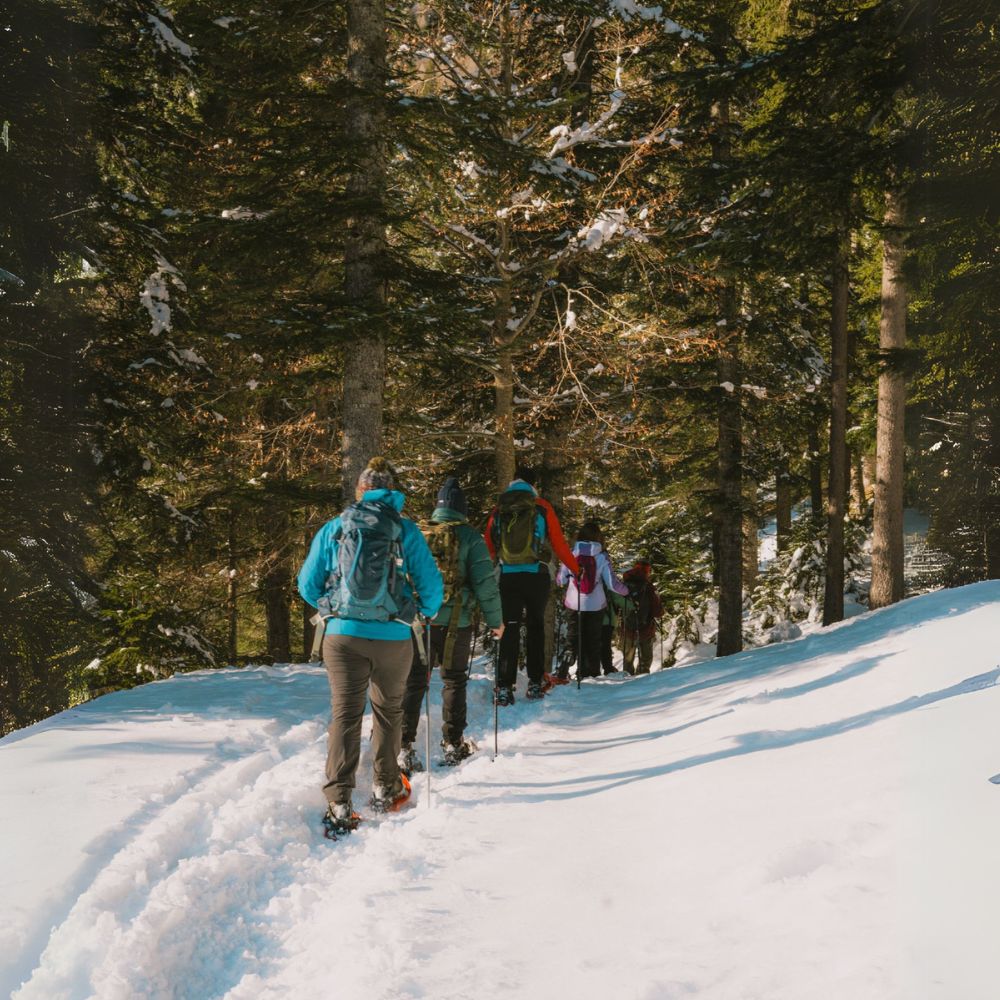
[298, 457, 443, 834]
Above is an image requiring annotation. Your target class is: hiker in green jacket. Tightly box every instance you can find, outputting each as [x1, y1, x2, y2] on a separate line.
[400, 477, 504, 770]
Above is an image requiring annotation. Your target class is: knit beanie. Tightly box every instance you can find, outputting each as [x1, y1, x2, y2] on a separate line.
[434, 476, 468, 516]
[356, 456, 397, 492]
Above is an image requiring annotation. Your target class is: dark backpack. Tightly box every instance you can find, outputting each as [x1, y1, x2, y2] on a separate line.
[577, 552, 599, 595]
[625, 579, 652, 630]
[318, 500, 413, 623]
[494, 491, 542, 565]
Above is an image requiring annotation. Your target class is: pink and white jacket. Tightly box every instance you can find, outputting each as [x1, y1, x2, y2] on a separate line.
[557, 541, 629, 612]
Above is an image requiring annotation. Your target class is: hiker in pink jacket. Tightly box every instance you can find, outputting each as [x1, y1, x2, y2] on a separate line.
[556, 522, 629, 680]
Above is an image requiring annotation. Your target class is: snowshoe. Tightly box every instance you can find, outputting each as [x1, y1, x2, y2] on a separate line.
[439, 738, 477, 767]
[370, 771, 412, 814]
[525, 681, 545, 700]
[323, 802, 361, 840]
[397, 744, 424, 777]
[495, 685, 515, 707]
[549, 672, 570, 686]
[541, 673, 557, 692]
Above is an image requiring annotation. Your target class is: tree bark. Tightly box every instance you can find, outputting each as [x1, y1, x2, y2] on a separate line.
[869, 187, 908, 608]
[263, 552, 292, 663]
[742, 482, 759, 597]
[713, 97, 742, 657]
[823, 228, 850, 625]
[852, 447, 868, 516]
[987, 412, 1000, 579]
[340, 0, 388, 499]
[808, 419, 824, 528]
[776, 456, 792, 552]
[716, 328, 743, 655]
[494, 343, 516, 489]
[227, 508, 238, 664]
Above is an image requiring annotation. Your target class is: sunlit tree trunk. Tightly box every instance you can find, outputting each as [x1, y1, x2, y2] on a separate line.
[340, 0, 388, 497]
[870, 187, 908, 608]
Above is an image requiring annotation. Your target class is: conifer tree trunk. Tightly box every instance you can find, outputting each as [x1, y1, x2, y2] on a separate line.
[870, 187, 908, 608]
[227, 509, 238, 664]
[776, 456, 792, 552]
[494, 340, 516, 489]
[340, 0, 388, 497]
[743, 483, 759, 596]
[716, 303, 743, 654]
[852, 448, 868, 515]
[823, 229, 850, 625]
[713, 97, 742, 657]
[263, 554, 292, 663]
[808, 421, 824, 527]
[988, 412, 1000, 578]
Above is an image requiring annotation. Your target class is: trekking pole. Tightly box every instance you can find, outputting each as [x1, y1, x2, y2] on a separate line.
[425, 618, 433, 808]
[576, 572, 583, 691]
[492, 636, 500, 761]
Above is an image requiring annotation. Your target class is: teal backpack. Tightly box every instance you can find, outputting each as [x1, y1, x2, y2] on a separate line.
[318, 500, 415, 623]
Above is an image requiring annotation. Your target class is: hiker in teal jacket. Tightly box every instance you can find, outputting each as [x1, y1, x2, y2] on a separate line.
[400, 477, 504, 770]
[298, 458, 443, 833]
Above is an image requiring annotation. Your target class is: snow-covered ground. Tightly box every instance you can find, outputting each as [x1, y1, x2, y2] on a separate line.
[3, 582, 999, 999]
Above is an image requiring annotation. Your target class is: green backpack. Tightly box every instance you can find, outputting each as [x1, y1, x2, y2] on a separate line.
[494, 491, 542, 564]
[419, 521, 466, 667]
[421, 521, 464, 606]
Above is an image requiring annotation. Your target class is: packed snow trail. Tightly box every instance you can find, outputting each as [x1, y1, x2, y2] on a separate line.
[2, 582, 1000, 999]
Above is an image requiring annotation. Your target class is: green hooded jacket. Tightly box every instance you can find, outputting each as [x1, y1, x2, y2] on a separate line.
[430, 507, 503, 630]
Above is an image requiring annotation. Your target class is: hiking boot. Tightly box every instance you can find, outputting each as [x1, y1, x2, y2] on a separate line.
[495, 686, 515, 707]
[525, 681, 544, 700]
[371, 772, 412, 813]
[440, 738, 476, 766]
[397, 743, 424, 776]
[324, 801, 361, 837]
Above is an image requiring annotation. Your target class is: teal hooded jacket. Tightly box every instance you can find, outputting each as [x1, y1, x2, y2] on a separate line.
[297, 489, 444, 640]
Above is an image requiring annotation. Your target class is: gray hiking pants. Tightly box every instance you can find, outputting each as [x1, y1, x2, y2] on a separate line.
[322, 634, 411, 806]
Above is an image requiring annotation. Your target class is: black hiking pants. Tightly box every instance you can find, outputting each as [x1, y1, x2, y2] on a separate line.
[600, 624, 616, 674]
[402, 624, 474, 747]
[498, 569, 550, 687]
[564, 609, 604, 679]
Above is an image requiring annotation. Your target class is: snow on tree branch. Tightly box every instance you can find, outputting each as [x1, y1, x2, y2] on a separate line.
[147, 5, 195, 59]
[140, 256, 185, 336]
[607, 1, 705, 40]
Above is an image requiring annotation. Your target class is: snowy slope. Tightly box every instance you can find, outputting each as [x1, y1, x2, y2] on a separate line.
[3, 583, 999, 1000]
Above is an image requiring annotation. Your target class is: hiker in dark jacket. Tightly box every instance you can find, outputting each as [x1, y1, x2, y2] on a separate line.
[297, 458, 443, 834]
[556, 522, 629, 680]
[616, 559, 664, 675]
[485, 471, 579, 704]
[400, 477, 504, 770]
